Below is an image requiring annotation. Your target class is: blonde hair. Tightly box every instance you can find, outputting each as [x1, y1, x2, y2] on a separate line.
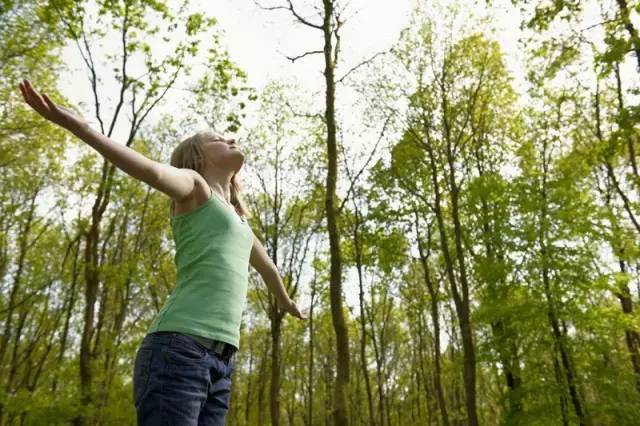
[168, 130, 251, 219]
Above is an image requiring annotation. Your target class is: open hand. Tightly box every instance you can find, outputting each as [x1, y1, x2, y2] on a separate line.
[18, 79, 89, 132]
[281, 298, 308, 320]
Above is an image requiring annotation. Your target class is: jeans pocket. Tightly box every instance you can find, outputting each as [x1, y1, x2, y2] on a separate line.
[133, 347, 152, 406]
[166, 333, 208, 363]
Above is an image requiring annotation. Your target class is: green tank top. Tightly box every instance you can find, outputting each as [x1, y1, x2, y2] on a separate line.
[146, 185, 254, 350]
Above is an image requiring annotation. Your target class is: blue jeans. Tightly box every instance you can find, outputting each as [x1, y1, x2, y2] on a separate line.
[133, 331, 236, 425]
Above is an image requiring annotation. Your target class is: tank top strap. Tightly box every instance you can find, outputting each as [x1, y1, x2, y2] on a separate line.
[207, 184, 247, 224]
[209, 185, 230, 208]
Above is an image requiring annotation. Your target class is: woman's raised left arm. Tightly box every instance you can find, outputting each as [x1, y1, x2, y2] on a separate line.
[249, 233, 307, 320]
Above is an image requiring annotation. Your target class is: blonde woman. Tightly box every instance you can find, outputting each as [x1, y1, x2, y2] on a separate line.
[18, 79, 307, 425]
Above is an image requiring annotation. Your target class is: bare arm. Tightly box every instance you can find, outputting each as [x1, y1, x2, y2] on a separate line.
[70, 125, 196, 200]
[249, 233, 290, 305]
[249, 233, 307, 320]
[19, 79, 195, 201]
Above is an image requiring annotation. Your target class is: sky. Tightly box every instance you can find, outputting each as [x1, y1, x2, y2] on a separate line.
[52, 0, 629, 315]
[55, 0, 421, 312]
[201, 0, 415, 91]
[58, 0, 532, 141]
[56, 0, 630, 142]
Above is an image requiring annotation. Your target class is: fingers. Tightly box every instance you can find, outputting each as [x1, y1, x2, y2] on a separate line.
[19, 81, 31, 104]
[283, 300, 308, 320]
[19, 82, 28, 103]
[21, 79, 34, 99]
[42, 93, 57, 110]
[19, 79, 51, 116]
[20, 80, 37, 105]
[21, 79, 42, 104]
[294, 306, 308, 320]
[30, 88, 47, 108]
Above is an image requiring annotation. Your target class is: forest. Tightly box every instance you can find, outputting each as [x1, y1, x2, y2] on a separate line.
[1, 0, 640, 425]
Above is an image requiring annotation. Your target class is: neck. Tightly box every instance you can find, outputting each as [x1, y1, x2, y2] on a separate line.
[202, 167, 235, 204]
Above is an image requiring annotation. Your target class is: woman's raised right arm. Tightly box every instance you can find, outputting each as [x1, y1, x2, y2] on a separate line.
[18, 79, 195, 201]
[70, 124, 197, 201]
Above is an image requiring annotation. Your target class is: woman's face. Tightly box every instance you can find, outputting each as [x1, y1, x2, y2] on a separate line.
[202, 132, 244, 171]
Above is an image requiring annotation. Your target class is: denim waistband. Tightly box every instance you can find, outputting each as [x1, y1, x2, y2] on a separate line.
[146, 331, 237, 360]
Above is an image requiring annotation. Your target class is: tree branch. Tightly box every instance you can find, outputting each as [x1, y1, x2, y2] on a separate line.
[285, 49, 323, 62]
[336, 50, 388, 85]
[337, 113, 391, 215]
[284, 99, 325, 123]
[253, 0, 323, 30]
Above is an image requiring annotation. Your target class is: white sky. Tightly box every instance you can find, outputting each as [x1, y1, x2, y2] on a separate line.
[203, 0, 415, 92]
[53, 0, 631, 315]
[58, 0, 534, 139]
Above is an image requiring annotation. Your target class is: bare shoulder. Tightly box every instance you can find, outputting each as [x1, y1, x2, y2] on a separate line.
[171, 169, 210, 216]
[183, 168, 206, 186]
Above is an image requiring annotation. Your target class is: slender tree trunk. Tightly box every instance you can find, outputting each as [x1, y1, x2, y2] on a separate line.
[270, 314, 283, 426]
[307, 275, 317, 426]
[368, 291, 386, 426]
[443, 128, 478, 426]
[51, 234, 82, 394]
[420, 123, 478, 425]
[539, 133, 587, 425]
[413, 212, 450, 426]
[244, 339, 254, 424]
[0, 187, 41, 425]
[258, 333, 268, 420]
[614, 0, 640, 72]
[352, 207, 376, 426]
[551, 342, 570, 426]
[417, 311, 436, 424]
[471, 145, 524, 417]
[75, 163, 127, 426]
[613, 62, 640, 184]
[615, 258, 640, 394]
[593, 72, 640, 395]
[321, 1, 349, 424]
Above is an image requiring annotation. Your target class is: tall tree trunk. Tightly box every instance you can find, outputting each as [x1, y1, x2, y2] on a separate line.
[367, 289, 387, 426]
[420, 123, 478, 424]
[413, 211, 450, 426]
[352, 207, 376, 426]
[0, 186, 41, 425]
[258, 333, 269, 420]
[244, 337, 254, 424]
[616, 259, 640, 393]
[443, 125, 478, 426]
[307, 274, 318, 426]
[321, 1, 350, 424]
[51, 234, 82, 394]
[416, 310, 436, 424]
[595, 71, 640, 395]
[614, 0, 640, 72]
[270, 314, 283, 426]
[471, 142, 523, 417]
[539, 133, 587, 425]
[257, 1, 350, 421]
[613, 62, 639, 185]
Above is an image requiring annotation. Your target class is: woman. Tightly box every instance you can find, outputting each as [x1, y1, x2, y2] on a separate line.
[18, 79, 308, 425]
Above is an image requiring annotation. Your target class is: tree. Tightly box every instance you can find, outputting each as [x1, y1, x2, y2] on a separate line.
[255, 1, 353, 423]
[243, 80, 324, 426]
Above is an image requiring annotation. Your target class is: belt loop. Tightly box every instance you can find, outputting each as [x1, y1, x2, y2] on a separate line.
[214, 341, 224, 355]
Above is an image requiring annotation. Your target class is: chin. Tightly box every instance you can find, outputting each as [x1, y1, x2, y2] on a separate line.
[234, 153, 245, 170]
